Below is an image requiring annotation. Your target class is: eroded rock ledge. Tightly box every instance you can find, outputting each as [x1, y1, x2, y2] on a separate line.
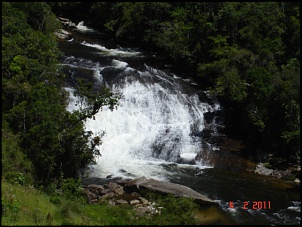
[82, 176, 218, 216]
[124, 177, 218, 205]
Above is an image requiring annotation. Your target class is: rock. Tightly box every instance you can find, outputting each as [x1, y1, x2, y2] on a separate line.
[58, 17, 76, 29]
[108, 199, 115, 206]
[87, 184, 104, 193]
[101, 192, 115, 200]
[58, 17, 70, 22]
[82, 177, 123, 186]
[115, 188, 125, 195]
[81, 175, 217, 219]
[139, 197, 149, 205]
[130, 199, 140, 205]
[53, 29, 72, 40]
[82, 189, 97, 204]
[107, 181, 125, 195]
[116, 199, 128, 204]
[125, 177, 218, 205]
[90, 199, 98, 204]
[100, 188, 110, 195]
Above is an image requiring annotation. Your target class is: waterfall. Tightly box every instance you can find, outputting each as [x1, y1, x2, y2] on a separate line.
[63, 51, 220, 180]
[59, 21, 300, 225]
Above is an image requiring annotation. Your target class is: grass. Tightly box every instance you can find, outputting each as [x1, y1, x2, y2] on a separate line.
[1, 126, 34, 185]
[1, 125, 218, 225]
[2, 180, 62, 225]
[2, 179, 205, 225]
[1, 179, 135, 225]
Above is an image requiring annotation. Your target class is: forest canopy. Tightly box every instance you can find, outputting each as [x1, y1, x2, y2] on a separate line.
[50, 2, 300, 163]
[2, 2, 300, 187]
[2, 2, 118, 186]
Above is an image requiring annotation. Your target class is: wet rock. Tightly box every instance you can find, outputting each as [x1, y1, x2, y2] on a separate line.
[82, 177, 123, 185]
[58, 17, 77, 29]
[53, 29, 72, 40]
[254, 162, 301, 182]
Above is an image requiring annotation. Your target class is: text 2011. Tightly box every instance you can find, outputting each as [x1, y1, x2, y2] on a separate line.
[243, 201, 271, 210]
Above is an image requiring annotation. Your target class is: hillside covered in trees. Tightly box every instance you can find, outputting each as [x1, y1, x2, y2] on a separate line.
[50, 2, 300, 166]
[2, 2, 300, 189]
[1, 2, 300, 225]
[2, 2, 118, 186]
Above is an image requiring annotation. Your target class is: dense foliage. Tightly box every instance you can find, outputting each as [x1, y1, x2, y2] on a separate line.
[1, 2, 299, 225]
[2, 2, 300, 187]
[2, 179, 201, 225]
[50, 2, 300, 164]
[2, 2, 118, 186]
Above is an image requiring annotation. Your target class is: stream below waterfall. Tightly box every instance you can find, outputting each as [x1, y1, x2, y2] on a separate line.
[58, 21, 300, 225]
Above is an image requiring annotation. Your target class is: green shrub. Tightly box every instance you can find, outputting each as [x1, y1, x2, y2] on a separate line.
[4, 172, 27, 185]
[2, 197, 22, 222]
[138, 190, 199, 225]
[2, 126, 34, 185]
[61, 178, 82, 197]
[50, 195, 61, 204]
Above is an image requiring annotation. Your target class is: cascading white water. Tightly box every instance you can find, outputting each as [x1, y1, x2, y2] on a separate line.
[69, 65, 218, 181]
[60, 21, 300, 225]
[62, 38, 220, 180]
[61, 23, 301, 224]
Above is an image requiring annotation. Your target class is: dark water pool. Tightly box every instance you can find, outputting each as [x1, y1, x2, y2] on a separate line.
[165, 165, 300, 225]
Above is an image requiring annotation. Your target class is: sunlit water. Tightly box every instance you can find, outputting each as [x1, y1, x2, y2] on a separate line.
[59, 21, 300, 225]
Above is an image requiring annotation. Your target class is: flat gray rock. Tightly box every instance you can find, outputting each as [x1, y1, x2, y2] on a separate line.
[125, 177, 218, 205]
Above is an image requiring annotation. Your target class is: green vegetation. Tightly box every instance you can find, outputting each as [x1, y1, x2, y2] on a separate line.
[2, 125, 201, 225]
[2, 178, 203, 225]
[1, 1, 300, 225]
[2, 1, 118, 187]
[2, 2, 205, 225]
[51, 2, 300, 163]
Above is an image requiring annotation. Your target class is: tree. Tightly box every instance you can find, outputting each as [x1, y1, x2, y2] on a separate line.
[47, 2, 300, 165]
[2, 2, 120, 186]
[207, 34, 230, 58]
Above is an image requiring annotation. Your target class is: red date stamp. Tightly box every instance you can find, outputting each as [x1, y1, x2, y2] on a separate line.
[229, 201, 271, 210]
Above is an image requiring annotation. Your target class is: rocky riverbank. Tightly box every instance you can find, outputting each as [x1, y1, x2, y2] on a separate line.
[199, 134, 301, 184]
[81, 176, 218, 217]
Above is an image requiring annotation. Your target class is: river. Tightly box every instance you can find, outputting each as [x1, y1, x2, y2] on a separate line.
[58, 21, 300, 225]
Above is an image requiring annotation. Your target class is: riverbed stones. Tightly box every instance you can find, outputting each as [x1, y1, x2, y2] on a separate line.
[82, 176, 217, 217]
[82, 179, 162, 216]
[129, 199, 140, 205]
[53, 29, 72, 40]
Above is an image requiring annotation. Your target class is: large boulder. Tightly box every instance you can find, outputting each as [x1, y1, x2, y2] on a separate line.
[124, 177, 218, 205]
